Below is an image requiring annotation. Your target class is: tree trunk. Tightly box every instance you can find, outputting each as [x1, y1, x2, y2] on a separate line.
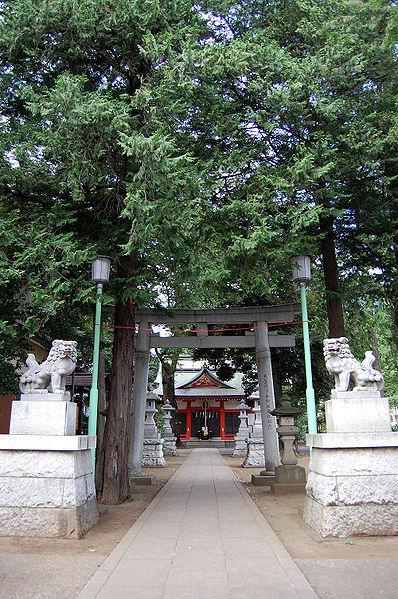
[319, 213, 345, 337]
[96, 257, 135, 504]
[391, 299, 398, 360]
[384, 156, 398, 358]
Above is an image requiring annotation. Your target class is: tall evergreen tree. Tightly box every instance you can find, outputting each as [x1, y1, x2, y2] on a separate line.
[1, 0, 396, 503]
[145, 0, 397, 336]
[0, 0, 209, 502]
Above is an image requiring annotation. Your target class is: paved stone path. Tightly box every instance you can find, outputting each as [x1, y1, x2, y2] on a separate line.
[77, 449, 318, 599]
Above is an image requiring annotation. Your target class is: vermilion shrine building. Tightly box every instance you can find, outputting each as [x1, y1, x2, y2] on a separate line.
[155, 357, 251, 441]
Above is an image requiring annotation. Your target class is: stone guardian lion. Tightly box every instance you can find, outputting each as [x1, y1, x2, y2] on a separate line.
[19, 339, 77, 396]
[323, 337, 384, 392]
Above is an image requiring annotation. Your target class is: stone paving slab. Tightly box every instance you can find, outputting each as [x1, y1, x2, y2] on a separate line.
[76, 449, 319, 599]
[296, 558, 398, 599]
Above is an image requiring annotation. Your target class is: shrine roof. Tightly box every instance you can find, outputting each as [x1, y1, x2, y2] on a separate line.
[155, 357, 245, 398]
[177, 367, 234, 390]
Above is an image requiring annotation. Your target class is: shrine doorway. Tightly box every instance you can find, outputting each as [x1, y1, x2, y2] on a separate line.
[191, 408, 220, 439]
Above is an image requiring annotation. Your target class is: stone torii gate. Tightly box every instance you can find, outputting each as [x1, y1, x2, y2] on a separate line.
[128, 303, 300, 480]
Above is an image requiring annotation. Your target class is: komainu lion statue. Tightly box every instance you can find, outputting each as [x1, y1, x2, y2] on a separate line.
[19, 339, 77, 396]
[323, 337, 384, 392]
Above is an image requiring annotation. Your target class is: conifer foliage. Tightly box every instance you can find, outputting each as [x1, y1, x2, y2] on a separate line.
[0, 1, 396, 501]
[0, 0, 207, 503]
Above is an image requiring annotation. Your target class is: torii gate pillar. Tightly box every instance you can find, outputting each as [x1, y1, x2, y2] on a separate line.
[128, 322, 151, 481]
[255, 321, 279, 472]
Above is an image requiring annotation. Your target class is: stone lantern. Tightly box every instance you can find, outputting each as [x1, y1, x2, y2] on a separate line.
[162, 400, 177, 456]
[232, 400, 250, 457]
[242, 391, 265, 467]
[142, 391, 166, 467]
[268, 395, 306, 494]
[270, 396, 302, 466]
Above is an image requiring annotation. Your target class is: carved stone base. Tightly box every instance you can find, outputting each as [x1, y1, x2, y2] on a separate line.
[232, 438, 247, 457]
[304, 432, 398, 537]
[10, 400, 77, 436]
[20, 391, 71, 402]
[0, 435, 98, 538]
[326, 393, 391, 433]
[304, 495, 398, 538]
[0, 497, 98, 538]
[142, 439, 167, 467]
[163, 437, 178, 456]
[241, 439, 264, 468]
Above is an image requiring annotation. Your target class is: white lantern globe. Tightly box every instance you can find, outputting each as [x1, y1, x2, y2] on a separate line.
[91, 256, 111, 284]
[291, 255, 311, 285]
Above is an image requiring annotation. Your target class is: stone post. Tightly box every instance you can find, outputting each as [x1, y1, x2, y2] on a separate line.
[163, 401, 178, 456]
[232, 400, 250, 457]
[255, 321, 279, 472]
[128, 322, 151, 481]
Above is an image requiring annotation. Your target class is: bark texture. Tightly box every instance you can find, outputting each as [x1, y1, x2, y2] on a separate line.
[96, 258, 135, 504]
[319, 214, 345, 338]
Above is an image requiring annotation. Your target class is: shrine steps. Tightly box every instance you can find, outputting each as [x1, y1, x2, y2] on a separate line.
[185, 439, 234, 449]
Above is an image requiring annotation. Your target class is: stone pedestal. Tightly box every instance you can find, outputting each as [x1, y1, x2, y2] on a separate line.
[270, 465, 306, 495]
[303, 391, 398, 538]
[0, 433, 98, 538]
[2, 341, 98, 538]
[304, 432, 398, 537]
[326, 391, 391, 433]
[10, 400, 77, 436]
[142, 439, 166, 467]
[20, 391, 71, 402]
[163, 437, 178, 456]
[233, 438, 248, 457]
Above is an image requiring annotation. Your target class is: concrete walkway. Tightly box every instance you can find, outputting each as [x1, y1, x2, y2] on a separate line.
[77, 449, 319, 599]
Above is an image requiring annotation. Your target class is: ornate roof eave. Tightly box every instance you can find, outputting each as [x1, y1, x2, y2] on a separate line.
[177, 367, 234, 390]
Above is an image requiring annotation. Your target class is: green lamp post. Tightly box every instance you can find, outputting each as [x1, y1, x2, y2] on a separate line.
[88, 256, 111, 472]
[291, 256, 317, 436]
